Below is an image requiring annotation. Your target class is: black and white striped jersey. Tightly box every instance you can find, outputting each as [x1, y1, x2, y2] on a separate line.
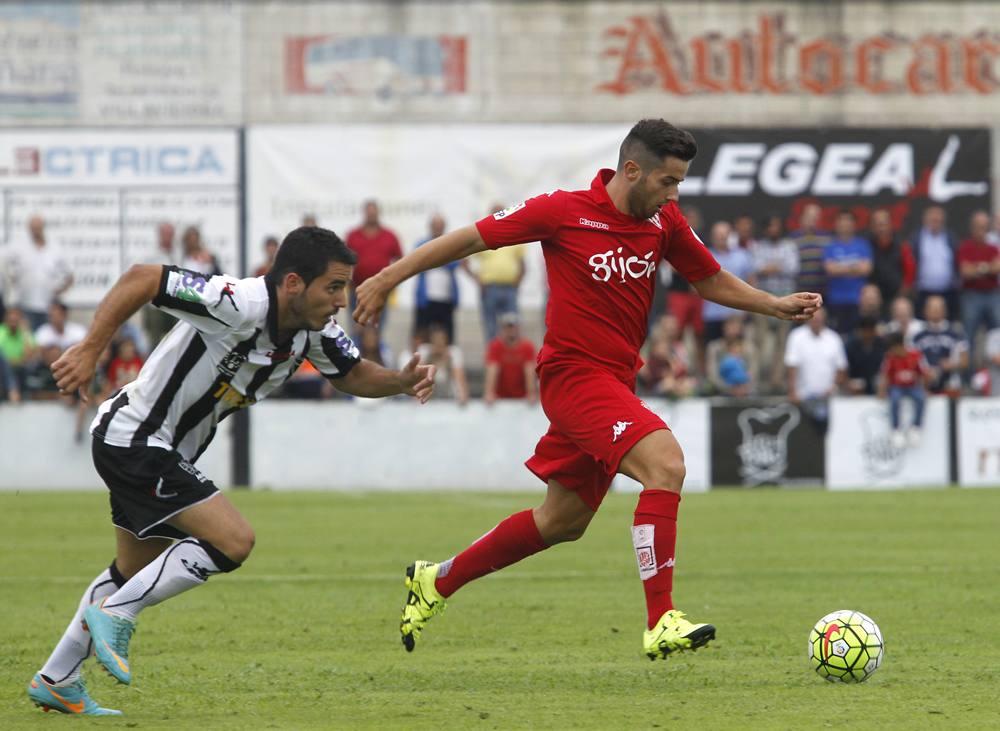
[91, 266, 360, 462]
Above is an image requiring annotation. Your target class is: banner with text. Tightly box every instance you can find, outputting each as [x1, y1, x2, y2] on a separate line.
[0, 130, 240, 308]
[680, 128, 991, 238]
[248, 125, 990, 310]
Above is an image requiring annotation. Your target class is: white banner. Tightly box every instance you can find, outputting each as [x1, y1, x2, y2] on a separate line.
[826, 396, 950, 490]
[252, 398, 709, 492]
[247, 124, 628, 310]
[0, 403, 232, 490]
[0, 130, 240, 308]
[612, 399, 710, 493]
[957, 398, 1000, 488]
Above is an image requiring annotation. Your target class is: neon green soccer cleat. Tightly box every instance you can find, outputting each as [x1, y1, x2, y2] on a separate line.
[83, 599, 135, 685]
[27, 673, 122, 716]
[400, 561, 447, 652]
[643, 609, 716, 660]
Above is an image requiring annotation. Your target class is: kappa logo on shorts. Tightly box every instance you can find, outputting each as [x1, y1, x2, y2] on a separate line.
[612, 420, 634, 442]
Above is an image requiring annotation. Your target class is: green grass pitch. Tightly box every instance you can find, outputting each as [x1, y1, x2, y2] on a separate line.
[2, 488, 999, 729]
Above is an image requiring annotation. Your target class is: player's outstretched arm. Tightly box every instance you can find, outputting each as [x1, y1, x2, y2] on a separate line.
[52, 264, 163, 400]
[333, 353, 436, 403]
[693, 269, 823, 322]
[354, 225, 487, 327]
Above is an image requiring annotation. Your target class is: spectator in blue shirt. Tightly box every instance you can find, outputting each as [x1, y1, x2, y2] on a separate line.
[823, 211, 873, 334]
[703, 221, 755, 344]
[912, 295, 967, 394]
[414, 213, 460, 343]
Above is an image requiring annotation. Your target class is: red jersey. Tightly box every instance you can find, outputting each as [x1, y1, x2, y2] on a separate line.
[475, 169, 720, 381]
[957, 238, 1000, 291]
[108, 356, 143, 391]
[486, 337, 537, 398]
[881, 348, 926, 387]
[346, 226, 403, 286]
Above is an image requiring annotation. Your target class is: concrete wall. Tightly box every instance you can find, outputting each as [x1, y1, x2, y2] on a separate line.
[2, 2, 998, 126]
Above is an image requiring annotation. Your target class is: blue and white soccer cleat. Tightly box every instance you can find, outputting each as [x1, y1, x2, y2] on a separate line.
[83, 599, 135, 685]
[27, 673, 122, 715]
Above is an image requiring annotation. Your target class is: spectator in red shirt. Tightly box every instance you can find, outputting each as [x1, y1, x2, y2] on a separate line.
[878, 331, 930, 449]
[484, 313, 537, 404]
[956, 210, 1000, 366]
[107, 338, 144, 392]
[346, 200, 403, 330]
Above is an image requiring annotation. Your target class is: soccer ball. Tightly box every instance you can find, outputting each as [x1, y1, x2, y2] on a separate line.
[808, 610, 884, 683]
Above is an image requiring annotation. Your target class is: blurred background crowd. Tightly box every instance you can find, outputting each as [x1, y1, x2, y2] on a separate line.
[3, 197, 1000, 440]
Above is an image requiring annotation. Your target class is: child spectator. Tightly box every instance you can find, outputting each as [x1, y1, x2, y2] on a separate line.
[878, 331, 931, 449]
[107, 338, 144, 392]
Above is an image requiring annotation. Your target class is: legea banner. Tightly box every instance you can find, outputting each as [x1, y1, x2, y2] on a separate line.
[247, 125, 990, 310]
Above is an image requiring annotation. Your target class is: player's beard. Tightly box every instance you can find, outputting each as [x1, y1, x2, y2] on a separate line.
[627, 183, 659, 221]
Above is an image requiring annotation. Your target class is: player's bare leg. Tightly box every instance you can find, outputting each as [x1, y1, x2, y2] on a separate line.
[400, 479, 593, 651]
[85, 494, 252, 684]
[619, 429, 715, 659]
[29, 530, 169, 714]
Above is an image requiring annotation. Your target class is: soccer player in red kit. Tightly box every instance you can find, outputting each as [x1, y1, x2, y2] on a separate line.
[355, 120, 823, 660]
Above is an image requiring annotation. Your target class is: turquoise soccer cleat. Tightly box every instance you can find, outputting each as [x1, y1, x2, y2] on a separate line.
[83, 599, 135, 685]
[27, 673, 122, 715]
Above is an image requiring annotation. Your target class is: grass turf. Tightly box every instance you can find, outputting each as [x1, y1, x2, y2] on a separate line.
[1, 488, 999, 729]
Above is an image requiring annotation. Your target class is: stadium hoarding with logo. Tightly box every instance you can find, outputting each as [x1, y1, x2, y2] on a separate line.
[825, 396, 950, 490]
[678, 128, 991, 240]
[956, 398, 1000, 488]
[709, 400, 825, 487]
[0, 129, 240, 308]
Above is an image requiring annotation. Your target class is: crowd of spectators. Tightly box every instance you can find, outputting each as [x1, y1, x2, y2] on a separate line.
[4, 202, 1000, 432]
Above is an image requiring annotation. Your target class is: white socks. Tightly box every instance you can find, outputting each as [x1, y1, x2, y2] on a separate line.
[39, 564, 124, 685]
[102, 539, 235, 622]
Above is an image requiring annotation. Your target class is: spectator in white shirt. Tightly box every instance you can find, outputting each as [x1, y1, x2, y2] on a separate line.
[34, 301, 86, 354]
[8, 215, 73, 331]
[784, 309, 847, 425]
[910, 205, 960, 322]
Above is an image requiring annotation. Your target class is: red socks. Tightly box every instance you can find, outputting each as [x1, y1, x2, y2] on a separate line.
[435, 509, 548, 597]
[632, 489, 681, 629]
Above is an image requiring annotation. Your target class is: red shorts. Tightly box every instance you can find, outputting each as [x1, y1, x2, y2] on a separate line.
[667, 291, 704, 336]
[525, 362, 668, 512]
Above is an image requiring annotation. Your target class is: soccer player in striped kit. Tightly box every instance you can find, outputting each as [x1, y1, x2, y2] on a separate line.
[28, 227, 435, 715]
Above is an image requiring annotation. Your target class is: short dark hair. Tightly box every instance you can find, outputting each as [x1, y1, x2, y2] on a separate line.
[887, 331, 905, 348]
[268, 226, 357, 287]
[617, 119, 697, 171]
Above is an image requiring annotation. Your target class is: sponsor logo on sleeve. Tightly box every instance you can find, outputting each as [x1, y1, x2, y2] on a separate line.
[492, 201, 526, 220]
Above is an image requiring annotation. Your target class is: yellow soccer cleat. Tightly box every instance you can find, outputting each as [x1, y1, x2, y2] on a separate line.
[643, 609, 716, 660]
[400, 561, 447, 652]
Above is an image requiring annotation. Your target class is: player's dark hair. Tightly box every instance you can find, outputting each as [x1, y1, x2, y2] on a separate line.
[268, 226, 357, 287]
[617, 119, 697, 171]
[887, 331, 905, 349]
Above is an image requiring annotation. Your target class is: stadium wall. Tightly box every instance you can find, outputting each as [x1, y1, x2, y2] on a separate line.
[3, 397, 998, 491]
[4, 2, 999, 128]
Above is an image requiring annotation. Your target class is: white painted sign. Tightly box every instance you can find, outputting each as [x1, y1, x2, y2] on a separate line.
[957, 398, 1000, 488]
[826, 396, 950, 490]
